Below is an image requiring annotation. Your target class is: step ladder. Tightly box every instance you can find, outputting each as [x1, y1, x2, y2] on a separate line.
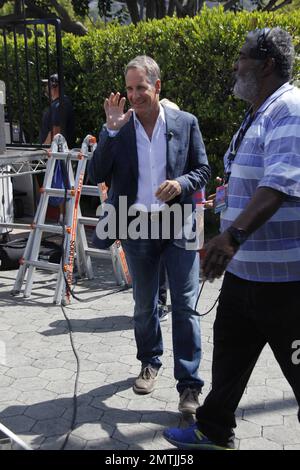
[76, 183, 131, 288]
[81, 182, 132, 288]
[11, 134, 93, 304]
[11, 134, 131, 305]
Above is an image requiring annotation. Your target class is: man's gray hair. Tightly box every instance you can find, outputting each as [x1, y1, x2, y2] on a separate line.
[248, 27, 295, 81]
[125, 55, 161, 86]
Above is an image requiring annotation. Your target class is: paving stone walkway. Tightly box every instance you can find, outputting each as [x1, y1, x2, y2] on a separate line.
[0, 258, 299, 450]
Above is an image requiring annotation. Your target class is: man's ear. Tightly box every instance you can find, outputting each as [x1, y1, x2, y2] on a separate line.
[155, 79, 161, 94]
[262, 57, 276, 76]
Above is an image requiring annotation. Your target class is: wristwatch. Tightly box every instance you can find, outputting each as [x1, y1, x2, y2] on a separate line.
[226, 226, 248, 246]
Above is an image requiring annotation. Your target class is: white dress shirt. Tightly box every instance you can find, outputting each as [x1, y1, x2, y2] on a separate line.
[132, 104, 167, 212]
[107, 104, 167, 212]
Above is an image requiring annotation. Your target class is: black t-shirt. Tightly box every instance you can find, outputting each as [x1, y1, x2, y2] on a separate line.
[39, 95, 75, 148]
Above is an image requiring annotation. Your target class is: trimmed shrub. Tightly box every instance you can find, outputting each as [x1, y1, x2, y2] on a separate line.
[1, 7, 300, 190]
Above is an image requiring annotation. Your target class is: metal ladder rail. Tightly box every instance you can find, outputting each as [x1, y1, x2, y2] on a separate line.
[76, 181, 131, 287]
[22, 135, 72, 301]
[76, 183, 112, 281]
[11, 149, 58, 296]
[57, 136, 94, 304]
[11, 135, 92, 304]
[11, 133, 130, 303]
[97, 182, 131, 287]
[24, 134, 69, 298]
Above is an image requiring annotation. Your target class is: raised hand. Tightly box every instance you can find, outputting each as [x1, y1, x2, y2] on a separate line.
[104, 92, 133, 131]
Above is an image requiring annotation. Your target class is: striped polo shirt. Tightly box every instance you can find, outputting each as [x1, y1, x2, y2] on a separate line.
[221, 83, 300, 282]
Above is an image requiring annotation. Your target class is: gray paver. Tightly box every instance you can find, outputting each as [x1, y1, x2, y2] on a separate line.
[24, 403, 65, 420]
[78, 370, 107, 384]
[17, 389, 58, 405]
[45, 379, 77, 394]
[140, 411, 180, 430]
[235, 418, 262, 439]
[33, 358, 66, 369]
[152, 387, 179, 403]
[0, 264, 299, 451]
[88, 352, 118, 363]
[127, 397, 166, 411]
[0, 403, 27, 417]
[263, 423, 300, 445]
[13, 377, 49, 391]
[62, 404, 104, 423]
[72, 422, 114, 440]
[85, 437, 128, 450]
[38, 368, 74, 381]
[38, 434, 66, 450]
[97, 361, 131, 375]
[64, 359, 99, 372]
[4, 353, 33, 367]
[38, 434, 86, 450]
[239, 437, 283, 450]
[6, 365, 41, 379]
[0, 375, 13, 387]
[32, 418, 71, 436]
[16, 432, 45, 448]
[0, 331, 17, 341]
[101, 409, 141, 426]
[90, 394, 130, 411]
[0, 387, 20, 402]
[112, 423, 157, 445]
[79, 382, 119, 397]
[284, 444, 300, 450]
[243, 409, 284, 426]
[1, 415, 35, 433]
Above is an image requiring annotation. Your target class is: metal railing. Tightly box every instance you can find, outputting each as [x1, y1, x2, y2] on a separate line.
[0, 18, 64, 148]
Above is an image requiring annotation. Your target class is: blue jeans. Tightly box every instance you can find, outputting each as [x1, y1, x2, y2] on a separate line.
[122, 238, 204, 393]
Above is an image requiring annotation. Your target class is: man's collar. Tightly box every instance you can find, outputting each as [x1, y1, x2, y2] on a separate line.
[133, 103, 165, 129]
[256, 82, 293, 114]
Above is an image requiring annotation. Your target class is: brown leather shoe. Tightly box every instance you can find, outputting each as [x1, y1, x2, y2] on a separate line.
[178, 388, 200, 414]
[133, 365, 159, 394]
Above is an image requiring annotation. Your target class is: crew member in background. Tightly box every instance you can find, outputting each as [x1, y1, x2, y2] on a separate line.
[39, 74, 75, 222]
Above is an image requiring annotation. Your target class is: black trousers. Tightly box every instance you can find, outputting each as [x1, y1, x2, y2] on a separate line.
[196, 272, 300, 447]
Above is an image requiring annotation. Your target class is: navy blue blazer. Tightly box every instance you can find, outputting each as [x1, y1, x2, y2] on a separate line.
[88, 105, 210, 248]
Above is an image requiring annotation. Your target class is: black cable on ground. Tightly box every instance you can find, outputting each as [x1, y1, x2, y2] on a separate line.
[59, 303, 80, 451]
[194, 280, 221, 317]
[56, 152, 131, 449]
[58, 284, 129, 450]
[56, 152, 81, 450]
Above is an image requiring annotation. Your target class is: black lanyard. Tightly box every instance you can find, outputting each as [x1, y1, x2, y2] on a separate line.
[224, 110, 254, 184]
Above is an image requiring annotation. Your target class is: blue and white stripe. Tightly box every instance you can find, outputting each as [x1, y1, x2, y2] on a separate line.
[221, 83, 300, 282]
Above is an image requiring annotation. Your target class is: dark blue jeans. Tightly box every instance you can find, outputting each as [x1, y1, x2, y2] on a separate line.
[158, 261, 167, 307]
[196, 272, 300, 446]
[122, 238, 204, 393]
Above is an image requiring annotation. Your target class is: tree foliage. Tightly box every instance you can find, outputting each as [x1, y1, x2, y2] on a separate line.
[0, 1, 87, 35]
[2, 7, 299, 190]
[0, 1, 298, 33]
[88, 0, 298, 24]
[71, 0, 89, 18]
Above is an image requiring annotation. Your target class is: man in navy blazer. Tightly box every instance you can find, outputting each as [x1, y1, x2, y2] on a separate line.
[89, 55, 210, 415]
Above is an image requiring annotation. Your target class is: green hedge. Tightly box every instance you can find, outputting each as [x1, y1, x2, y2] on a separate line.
[1, 7, 300, 189]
